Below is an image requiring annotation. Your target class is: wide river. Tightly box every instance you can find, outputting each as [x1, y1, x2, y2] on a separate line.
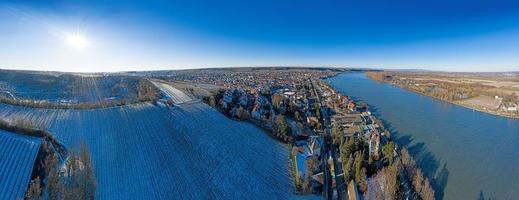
[328, 73, 519, 200]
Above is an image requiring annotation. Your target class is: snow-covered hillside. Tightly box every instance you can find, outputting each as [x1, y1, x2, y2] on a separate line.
[0, 102, 296, 199]
[0, 130, 41, 200]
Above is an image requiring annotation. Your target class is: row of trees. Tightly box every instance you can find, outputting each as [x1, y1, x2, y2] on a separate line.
[400, 148, 435, 200]
[0, 95, 145, 109]
[137, 79, 160, 102]
[340, 137, 369, 193]
[0, 118, 44, 137]
[365, 160, 402, 199]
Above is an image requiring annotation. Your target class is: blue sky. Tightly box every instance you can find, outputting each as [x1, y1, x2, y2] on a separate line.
[1, 0, 519, 72]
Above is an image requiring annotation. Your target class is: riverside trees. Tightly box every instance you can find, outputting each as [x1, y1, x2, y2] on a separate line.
[400, 148, 435, 200]
[338, 131, 433, 199]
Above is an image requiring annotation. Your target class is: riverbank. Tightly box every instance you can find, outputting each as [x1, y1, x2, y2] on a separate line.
[366, 71, 519, 119]
[317, 78, 435, 199]
[328, 72, 519, 199]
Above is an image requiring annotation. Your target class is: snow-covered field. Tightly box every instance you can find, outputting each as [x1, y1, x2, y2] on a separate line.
[0, 71, 140, 103]
[0, 102, 297, 199]
[0, 130, 41, 200]
[152, 81, 193, 104]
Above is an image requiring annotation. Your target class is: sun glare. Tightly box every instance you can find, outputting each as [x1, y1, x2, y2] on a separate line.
[66, 33, 89, 48]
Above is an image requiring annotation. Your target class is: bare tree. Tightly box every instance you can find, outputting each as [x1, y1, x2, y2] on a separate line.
[25, 177, 42, 200]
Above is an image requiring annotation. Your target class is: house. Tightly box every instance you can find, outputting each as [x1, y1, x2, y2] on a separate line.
[307, 136, 323, 157]
[311, 172, 325, 185]
[307, 116, 319, 125]
[292, 138, 322, 188]
[222, 89, 235, 108]
[340, 96, 349, 107]
[362, 124, 377, 138]
[360, 112, 373, 124]
[347, 102, 356, 111]
[283, 91, 296, 99]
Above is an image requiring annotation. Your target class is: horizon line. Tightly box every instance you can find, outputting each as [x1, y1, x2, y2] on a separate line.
[1, 66, 518, 74]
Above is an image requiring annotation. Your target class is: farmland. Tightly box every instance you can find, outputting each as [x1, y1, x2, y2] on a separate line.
[0, 101, 296, 199]
[0, 130, 41, 200]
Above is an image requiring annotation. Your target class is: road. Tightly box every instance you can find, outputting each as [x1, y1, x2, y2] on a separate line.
[310, 79, 346, 200]
[151, 80, 193, 104]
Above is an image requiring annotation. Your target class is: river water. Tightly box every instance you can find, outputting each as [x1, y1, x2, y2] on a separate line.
[328, 73, 519, 200]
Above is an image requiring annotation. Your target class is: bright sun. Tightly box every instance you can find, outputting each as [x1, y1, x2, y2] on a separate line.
[66, 33, 89, 48]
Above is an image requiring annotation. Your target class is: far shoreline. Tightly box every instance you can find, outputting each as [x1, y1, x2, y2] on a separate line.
[361, 72, 519, 120]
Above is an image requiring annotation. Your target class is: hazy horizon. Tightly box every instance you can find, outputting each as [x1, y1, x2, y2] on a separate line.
[1, 65, 518, 74]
